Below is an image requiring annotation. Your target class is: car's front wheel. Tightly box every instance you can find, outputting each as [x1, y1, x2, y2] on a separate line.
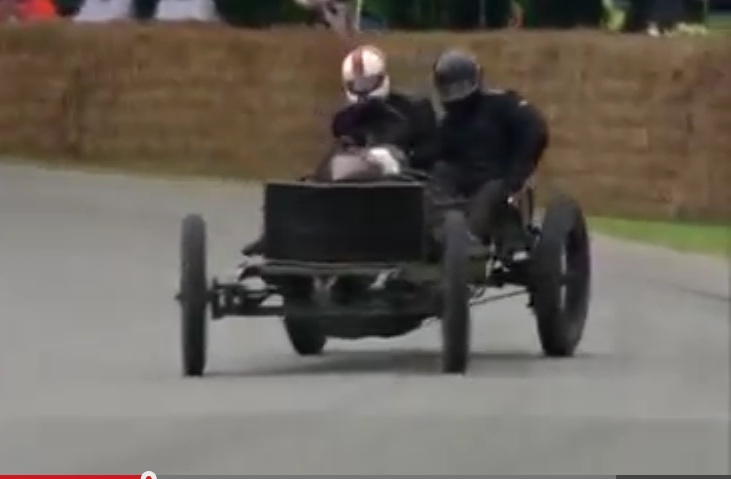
[179, 214, 208, 376]
[440, 209, 471, 374]
[529, 194, 591, 357]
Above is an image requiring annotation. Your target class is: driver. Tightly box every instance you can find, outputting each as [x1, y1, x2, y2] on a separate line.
[427, 48, 549, 259]
[242, 45, 436, 256]
[310, 44, 437, 178]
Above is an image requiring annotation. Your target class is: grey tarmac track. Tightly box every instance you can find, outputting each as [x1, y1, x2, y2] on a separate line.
[0, 163, 728, 475]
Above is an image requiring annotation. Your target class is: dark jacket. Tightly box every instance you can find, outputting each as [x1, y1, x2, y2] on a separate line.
[329, 91, 437, 162]
[429, 89, 548, 195]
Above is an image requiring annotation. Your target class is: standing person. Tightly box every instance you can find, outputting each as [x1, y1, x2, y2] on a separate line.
[17, 0, 57, 20]
[647, 0, 685, 35]
[1, 0, 57, 22]
[73, 0, 132, 22]
[294, 0, 360, 40]
[152, 0, 218, 22]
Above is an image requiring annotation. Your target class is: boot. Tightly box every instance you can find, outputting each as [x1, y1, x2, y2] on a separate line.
[496, 207, 530, 263]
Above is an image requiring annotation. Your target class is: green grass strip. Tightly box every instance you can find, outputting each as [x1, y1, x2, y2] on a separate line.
[589, 216, 730, 257]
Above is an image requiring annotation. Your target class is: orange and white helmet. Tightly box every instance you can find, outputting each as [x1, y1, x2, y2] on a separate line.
[341, 45, 390, 104]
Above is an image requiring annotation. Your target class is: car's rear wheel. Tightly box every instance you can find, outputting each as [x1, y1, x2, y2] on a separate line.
[179, 214, 208, 376]
[529, 194, 591, 357]
[284, 316, 327, 356]
[440, 209, 471, 374]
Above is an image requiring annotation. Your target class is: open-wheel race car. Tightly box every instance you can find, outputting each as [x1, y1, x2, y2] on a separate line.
[176, 144, 592, 375]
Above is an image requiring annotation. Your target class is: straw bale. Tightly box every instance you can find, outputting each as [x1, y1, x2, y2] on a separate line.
[0, 25, 728, 219]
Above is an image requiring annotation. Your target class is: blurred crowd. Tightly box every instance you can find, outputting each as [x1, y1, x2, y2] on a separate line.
[0, 0, 718, 37]
[0, 0, 223, 22]
[0, 0, 57, 21]
[0, 0, 357, 25]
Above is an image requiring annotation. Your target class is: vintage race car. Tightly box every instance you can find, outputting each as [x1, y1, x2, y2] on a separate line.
[176, 144, 592, 375]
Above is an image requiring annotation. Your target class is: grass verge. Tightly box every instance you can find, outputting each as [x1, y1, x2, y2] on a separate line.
[707, 12, 731, 34]
[589, 216, 730, 257]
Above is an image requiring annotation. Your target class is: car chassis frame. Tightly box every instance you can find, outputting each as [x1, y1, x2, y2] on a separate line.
[177, 178, 592, 375]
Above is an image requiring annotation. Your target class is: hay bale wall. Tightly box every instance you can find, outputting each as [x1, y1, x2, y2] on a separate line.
[0, 24, 728, 220]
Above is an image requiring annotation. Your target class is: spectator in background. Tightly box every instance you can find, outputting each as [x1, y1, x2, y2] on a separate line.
[18, 0, 57, 20]
[508, 0, 525, 28]
[624, 0, 702, 35]
[0, 0, 57, 22]
[0, 0, 16, 21]
[73, 0, 132, 22]
[646, 0, 685, 35]
[152, 0, 217, 22]
[294, 0, 359, 39]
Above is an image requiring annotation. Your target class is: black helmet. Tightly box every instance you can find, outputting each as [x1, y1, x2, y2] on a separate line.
[432, 49, 482, 104]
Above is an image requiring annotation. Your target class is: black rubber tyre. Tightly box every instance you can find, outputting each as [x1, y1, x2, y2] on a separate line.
[283, 316, 327, 356]
[530, 194, 591, 357]
[440, 210, 471, 374]
[179, 214, 208, 376]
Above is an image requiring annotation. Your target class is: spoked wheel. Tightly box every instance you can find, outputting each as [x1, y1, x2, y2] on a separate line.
[440, 210, 471, 374]
[283, 316, 327, 356]
[529, 194, 591, 357]
[179, 214, 209, 376]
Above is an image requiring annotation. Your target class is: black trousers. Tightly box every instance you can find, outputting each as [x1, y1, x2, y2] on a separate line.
[429, 162, 521, 244]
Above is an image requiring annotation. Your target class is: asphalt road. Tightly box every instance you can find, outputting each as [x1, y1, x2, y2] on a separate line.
[0, 163, 728, 475]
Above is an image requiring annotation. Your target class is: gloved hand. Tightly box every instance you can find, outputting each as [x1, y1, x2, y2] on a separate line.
[366, 147, 402, 176]
[502, 175, 524, 196]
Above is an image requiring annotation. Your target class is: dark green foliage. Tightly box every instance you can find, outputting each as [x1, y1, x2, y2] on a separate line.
[525, 0, 604, 28]
[442, 0, 511, 29]
[213, 0, 308, 27]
